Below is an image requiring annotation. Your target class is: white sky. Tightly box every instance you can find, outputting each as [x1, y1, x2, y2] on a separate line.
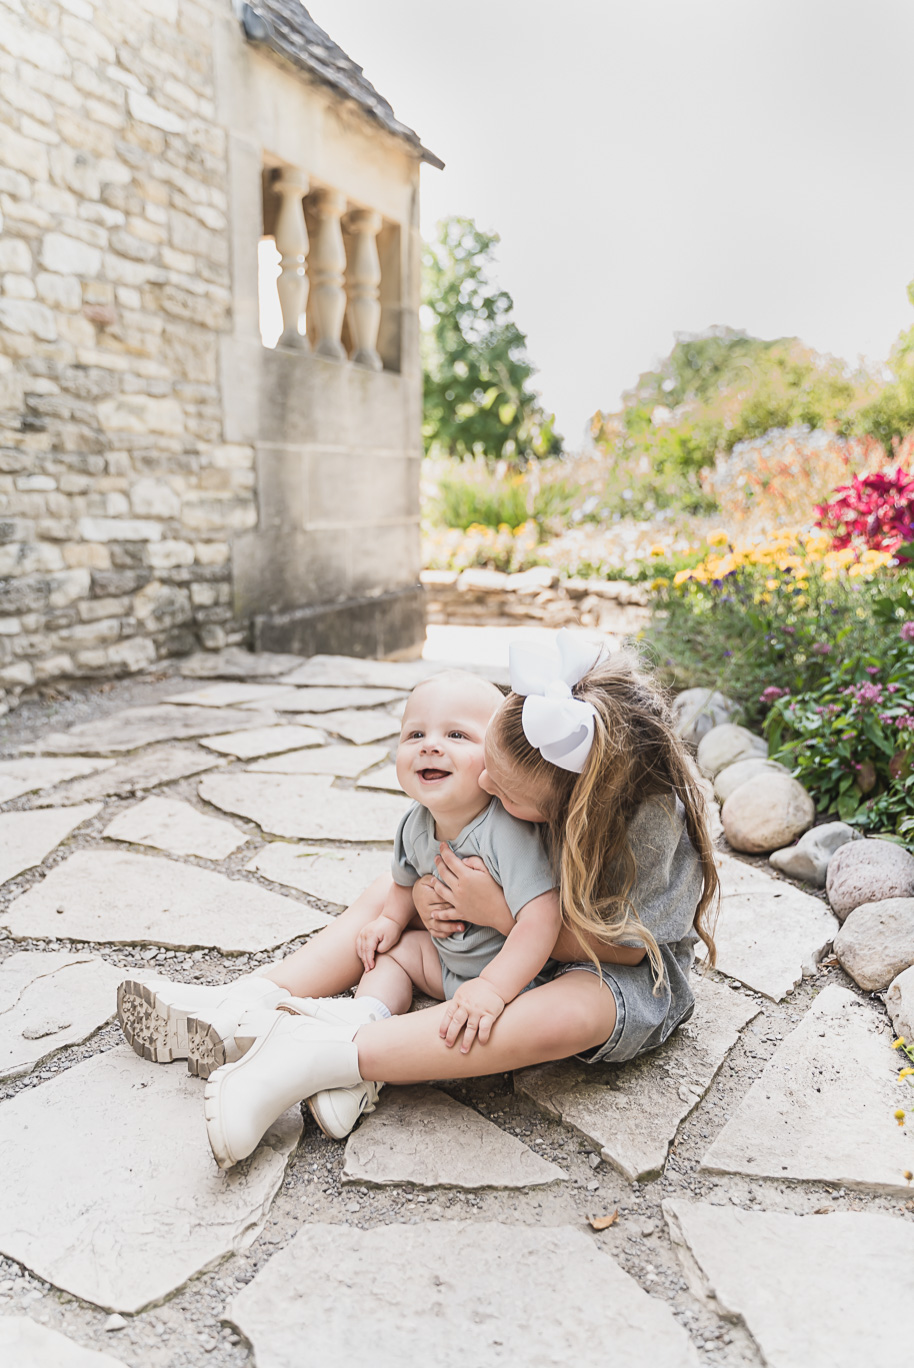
[309, 0, 914, 445]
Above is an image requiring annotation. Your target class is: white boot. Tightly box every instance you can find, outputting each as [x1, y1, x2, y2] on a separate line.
[117, 974, 286, 1077]
[234, 996, 386, 1141]
[203, 1014, 365, 1170]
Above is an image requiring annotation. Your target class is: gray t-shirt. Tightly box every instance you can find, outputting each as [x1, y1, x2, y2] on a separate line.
[609, 793, 703, 968]
[392, 798, 556, 989]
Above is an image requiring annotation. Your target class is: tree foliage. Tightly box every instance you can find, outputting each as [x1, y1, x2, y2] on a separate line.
[422, 218, 561, 465]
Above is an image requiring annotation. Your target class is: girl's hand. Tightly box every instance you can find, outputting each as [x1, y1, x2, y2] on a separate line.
[433, 846, 514, 934]
[356, 915, 402, 972]
[440, 978, 506, 1052]
[412, 874, 466, 939]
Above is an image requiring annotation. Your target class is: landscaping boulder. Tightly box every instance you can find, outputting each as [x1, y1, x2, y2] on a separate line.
[825, 839, 914, 921]
[696, 724, 768, 780]
[721, 773, 815, 854]
[768, 821, 862, 888]
[833, 898, 914, 992]
[714, 758, 791, 805]
[886, 964, 914, 1042]
[672, 689, 738, 746]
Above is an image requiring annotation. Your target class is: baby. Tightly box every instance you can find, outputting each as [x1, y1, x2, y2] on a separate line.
[351, 670, 561, 1044]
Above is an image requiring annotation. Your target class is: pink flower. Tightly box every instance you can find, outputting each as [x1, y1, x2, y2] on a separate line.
[865, 666, 880, 676]
[760, 686, 789, 704]
[812, 642, 832, 655]
[902, 621, 914, 643]
[888, 683, 901, 693]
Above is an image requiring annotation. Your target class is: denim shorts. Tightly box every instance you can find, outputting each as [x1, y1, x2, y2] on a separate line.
[548, 945, 695, 1064]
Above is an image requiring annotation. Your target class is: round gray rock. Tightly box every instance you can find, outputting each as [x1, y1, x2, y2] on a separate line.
[714, 757, 791, 804]
[697, 724, 768, 780]
[886, 964, 914, 1042]
[672, 689, 738, 746]
[833, 898, 914, 991]
[825, 838, 914, 921]
[768, 821, 863, 888]
[722, 772, 815, 854]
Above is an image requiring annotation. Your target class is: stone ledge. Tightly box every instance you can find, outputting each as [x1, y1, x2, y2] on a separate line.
[254, 583, 426, 660]
[421, 568, 649, 631]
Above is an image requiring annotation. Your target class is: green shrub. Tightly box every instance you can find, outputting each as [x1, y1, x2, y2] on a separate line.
[765, 593, 914, 843]
[434, 462, 579, 531]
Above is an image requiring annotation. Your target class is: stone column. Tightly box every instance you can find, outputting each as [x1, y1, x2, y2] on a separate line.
[345, 208, 383, 371]
[310, 188, 347, 360]
[273, 168, 310, 350]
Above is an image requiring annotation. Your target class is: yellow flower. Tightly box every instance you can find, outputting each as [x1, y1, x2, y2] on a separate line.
[497, 522, 512, 534]
[706, 529, 729, 547]
[673, 569, 693, 587]
[650, 577, 670, 590]
[649, 543, 666, 557]
[899, 1068, 914, 1079]
[766, 578, 778, 591]
[893, 1038, 906, 1049]
[895, 1109, 906, 1124]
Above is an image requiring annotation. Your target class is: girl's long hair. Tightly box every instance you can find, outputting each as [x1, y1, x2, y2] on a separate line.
[491, 650, 718, 988]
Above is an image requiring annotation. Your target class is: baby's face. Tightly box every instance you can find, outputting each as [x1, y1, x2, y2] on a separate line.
[395, 676, 499, 817]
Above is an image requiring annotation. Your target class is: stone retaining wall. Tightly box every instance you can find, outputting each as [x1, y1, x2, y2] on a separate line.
[0, 0, 249, 712]
[422, 567, 650, 635]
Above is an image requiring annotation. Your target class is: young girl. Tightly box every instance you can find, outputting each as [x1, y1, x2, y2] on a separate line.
[197, 633, 718, 1169]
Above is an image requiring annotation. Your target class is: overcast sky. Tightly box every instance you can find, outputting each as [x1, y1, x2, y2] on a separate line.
[310, 0, 914, 446]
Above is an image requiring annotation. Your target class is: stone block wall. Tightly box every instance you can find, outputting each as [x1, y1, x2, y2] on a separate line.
[0, 0, 252, 711]
[0, 0, 427, 713]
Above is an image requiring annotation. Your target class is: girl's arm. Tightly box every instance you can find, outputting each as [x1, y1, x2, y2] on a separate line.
[439, 891, 562, 1053]
[432, 844, 515, 934]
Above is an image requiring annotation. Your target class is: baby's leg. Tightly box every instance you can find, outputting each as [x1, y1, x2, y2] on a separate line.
[355, 929, 445, 1016]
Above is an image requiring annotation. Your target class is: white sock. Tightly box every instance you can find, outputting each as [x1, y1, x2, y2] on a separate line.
[355, 994, 391, 1020]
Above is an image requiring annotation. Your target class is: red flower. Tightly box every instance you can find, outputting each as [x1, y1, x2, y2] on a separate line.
[815, 465, 914, 557]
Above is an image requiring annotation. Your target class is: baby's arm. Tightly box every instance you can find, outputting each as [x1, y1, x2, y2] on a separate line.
[356, 881, 416, 972]
[440, 891, 561, 1052]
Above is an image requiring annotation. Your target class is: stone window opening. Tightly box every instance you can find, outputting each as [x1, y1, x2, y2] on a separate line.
[258, 164, 401, 373]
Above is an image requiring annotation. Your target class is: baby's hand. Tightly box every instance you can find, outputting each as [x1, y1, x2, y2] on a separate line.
[440, 978, 505, 1053]
[356, 915, 402, 972]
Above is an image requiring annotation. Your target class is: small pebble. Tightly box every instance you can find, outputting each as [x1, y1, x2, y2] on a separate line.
[104, 1313, 127, 1332]
[588, 1153, 601, 1169]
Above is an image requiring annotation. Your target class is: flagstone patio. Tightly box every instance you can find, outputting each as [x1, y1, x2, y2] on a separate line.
[0, 649, 910, 1367]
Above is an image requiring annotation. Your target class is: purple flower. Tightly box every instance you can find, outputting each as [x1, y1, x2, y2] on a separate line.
[865, 666, 880, 677]
[902, 621, 914, 643]
[783, 626, 796, 636]
[812, 643, 832, 655]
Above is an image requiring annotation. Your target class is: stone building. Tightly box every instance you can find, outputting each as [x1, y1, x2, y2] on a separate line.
[0, 0, 441, 710]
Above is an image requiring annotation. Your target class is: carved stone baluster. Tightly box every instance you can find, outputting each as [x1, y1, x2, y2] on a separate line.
[273, 168, 309, 350]
[310, 188, 347, 360]
[345, 208, 383, 371]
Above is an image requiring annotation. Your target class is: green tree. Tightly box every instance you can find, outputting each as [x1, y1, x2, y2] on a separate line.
[856, 279, 914, 449]
[422, 217, 561, 464]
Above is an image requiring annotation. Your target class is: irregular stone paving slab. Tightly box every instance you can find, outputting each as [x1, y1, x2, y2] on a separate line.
[165, 681, 302, 708]
[0, 756, 114, 805]
[227, 1222, 699, 1368]
[259, 685, 407, 713]
[355, 763, 404, 793]
[699, 853, 839, 1000]
[37, 705, 276, 754]
[180, 647, 305, 678]
[246, 843, 391, 906]
[3, 850, 333, 952]
[343, 1085, 567, 1188]
[247, 742, 390, 779]
[516, 976, 759, 1182]
[289, 708, 401, 745]
[0, 1318, 129, 1367]
[0, 951, 124, 1080]
[0, 803, 101, 887]
[0, 1046, 302, 1313]
[664, 1201, 910, 1368]
[200, 772, 411, 842]
[32, 743, 225, 807]
[279, 654, 441, 690]
[700, 985, 913, 1193]
[199, 724, 324, 760]
[103, 796, 249, 860]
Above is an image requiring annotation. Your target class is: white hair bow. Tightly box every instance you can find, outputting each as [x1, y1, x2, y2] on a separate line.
[508, 630, 606, 773]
